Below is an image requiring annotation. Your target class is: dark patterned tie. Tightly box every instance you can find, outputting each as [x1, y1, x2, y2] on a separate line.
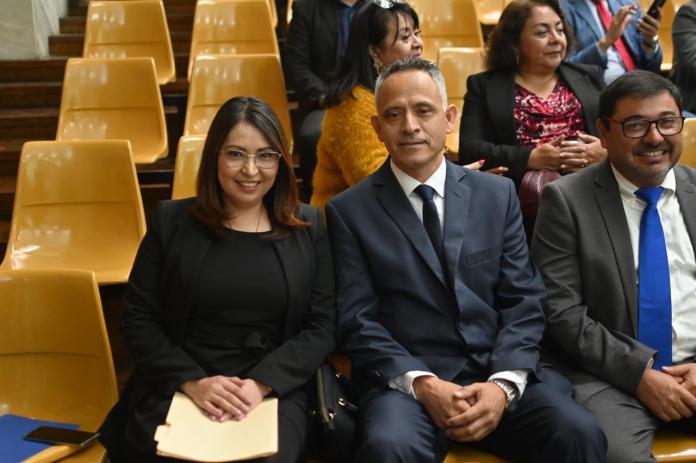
[414, 184, 444, 266]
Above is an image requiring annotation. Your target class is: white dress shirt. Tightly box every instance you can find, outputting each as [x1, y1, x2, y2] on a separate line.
[612, 165, 696, 362]
[387, 159, 529, 398]
[581, 0, 658, 84]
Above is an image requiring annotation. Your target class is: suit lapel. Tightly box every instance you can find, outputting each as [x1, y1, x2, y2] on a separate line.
[273, 233, 304, 340]
[593, 161, 639, 334]
[442, 162, 470, 288]
[674, 165, 696, 252]
[373, 161, 449, 288]
[572, 0, 604, 41]
[168, 218, 212, 342]
[558, 64, 599, 136]
[486, 72, 517, 144]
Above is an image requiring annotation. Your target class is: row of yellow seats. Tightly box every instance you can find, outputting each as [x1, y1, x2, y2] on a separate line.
[55, 53, 292, 164]
[4, 136, 696, 461]
[82, 0, 281, 84]
[0, 268, 117, 463]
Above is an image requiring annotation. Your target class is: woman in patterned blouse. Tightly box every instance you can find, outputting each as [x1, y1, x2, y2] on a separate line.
[458, 0, 607, 188]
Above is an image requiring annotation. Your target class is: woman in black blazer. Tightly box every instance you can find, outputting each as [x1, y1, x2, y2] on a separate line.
[459, 0, 606, 188]
[100, 97, 335, 463]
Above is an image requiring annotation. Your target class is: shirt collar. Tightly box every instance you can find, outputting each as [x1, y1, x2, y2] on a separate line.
[610, 162, 676, 202]
[390, 158, 447, 199]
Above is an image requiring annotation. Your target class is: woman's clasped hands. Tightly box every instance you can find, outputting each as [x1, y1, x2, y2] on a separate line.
[181, 376, 271, 423]
[528, 134, 607, 173]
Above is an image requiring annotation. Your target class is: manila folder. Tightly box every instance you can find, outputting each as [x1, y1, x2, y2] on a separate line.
[154, 392, 278, 462]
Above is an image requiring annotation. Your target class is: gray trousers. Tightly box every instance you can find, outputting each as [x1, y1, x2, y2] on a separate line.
[578, 384, 696, 463]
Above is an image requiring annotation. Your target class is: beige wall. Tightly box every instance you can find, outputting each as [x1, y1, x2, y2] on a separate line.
[0, 0, 68, 59]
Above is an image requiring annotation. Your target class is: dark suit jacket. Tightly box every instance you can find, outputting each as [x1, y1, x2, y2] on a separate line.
[671, 0, 696, 113]
[531, 161, 696, 399]
[100, 198, 335, 453]
[326, 160, 546, 393]
[285, 0, 364, 109]
[561, 0, 662, 73]
[458, 62, 604, 187]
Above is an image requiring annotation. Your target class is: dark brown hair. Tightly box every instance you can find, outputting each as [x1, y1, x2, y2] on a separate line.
[599, 70, 683, 126]
[193, 96, 306, 237]
[326, 1, 420, 106]
[484, 0, 575, 72]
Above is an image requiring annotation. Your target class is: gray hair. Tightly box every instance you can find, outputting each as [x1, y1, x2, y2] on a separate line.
[374, 57, 449, 110]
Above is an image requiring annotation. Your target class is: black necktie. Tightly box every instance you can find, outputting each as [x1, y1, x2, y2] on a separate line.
[414, 184, 444, 265]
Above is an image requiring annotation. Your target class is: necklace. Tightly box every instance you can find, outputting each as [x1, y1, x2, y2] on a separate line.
[226, 207, 264, 232]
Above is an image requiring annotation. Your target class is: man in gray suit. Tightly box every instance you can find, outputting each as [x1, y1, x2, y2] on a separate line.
[533, 70, 696, 463]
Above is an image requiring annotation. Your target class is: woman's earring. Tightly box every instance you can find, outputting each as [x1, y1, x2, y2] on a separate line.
[373, 59, 383, 74]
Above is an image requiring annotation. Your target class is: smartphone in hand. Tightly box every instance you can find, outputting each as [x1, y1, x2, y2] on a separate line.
[645, 0, 666, 18]
[24, 426, 100, 448]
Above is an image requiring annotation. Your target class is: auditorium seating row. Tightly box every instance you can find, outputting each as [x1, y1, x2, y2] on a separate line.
[3, 1, 695, 462]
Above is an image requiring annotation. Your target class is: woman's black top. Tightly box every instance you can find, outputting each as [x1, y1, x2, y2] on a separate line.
[184, 229, 288, 377]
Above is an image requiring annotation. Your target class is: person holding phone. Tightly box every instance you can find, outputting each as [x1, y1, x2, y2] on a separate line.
[99, 97, 335, 463]
[560, 0, 663, 84]
[671, 0, 696, 114]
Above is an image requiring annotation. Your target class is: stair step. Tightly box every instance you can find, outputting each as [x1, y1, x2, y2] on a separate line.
[0, 108, 59, 139]
[0, 81, 62, 108]
[161, 0, 197, 15]
[49, 34, 83, 56]
[0, 57, 68, 83]
[49, 31, 192, 57]
[0, 77, 188, 109]
[68, 0, 88, 17]
[60, 16, 85, 34]
[0, 106, 179, 149]
[61, 12, 194, 35]
[0, 140, 24, 177]
[0, 175, 15, 220]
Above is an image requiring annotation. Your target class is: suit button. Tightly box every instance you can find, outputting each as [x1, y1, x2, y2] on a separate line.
[373, 370, 382, 379]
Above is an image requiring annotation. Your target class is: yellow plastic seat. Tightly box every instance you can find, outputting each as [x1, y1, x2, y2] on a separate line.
[444, 430, 696, 462]
[188, 0, 279, 80]
[0, 269, 118, 463]
[474, 0, 512, 26]
[183, 54, 293, 148]
[83, 0, 176, 85]
[56, 57, 168, 164]
[172, 135, 206, 199]
[409, 0, 484, 62]
[438, 47, 485, 157]
[659, 0, 677, 73]
[652, 430, 696, 461]
[680, 118, 696, 168]
[1, 140, 147, 285]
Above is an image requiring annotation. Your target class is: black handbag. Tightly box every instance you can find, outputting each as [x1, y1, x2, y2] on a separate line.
[309, 362, 358, 462]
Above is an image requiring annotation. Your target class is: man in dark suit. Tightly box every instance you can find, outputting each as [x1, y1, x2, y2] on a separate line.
[285, 0, 364, 198]
[560, 0, 662, 83]
[326, 57, 606, 463]
[533, 71, 696, 462]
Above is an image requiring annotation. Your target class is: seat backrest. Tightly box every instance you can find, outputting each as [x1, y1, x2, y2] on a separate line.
[56, 57, 168, 164]
[0, 269, 118, 430]
[183, 54, 293, 148]
[475, 0, 505, 25]
[83, 0, 176, 84]
[188, 0, 279, 80]
[659, 0, 676, 73]
[2, 140, 147, 284]
[438, 47, 485, 154]
[680, 118, 696, 168]
[172, 135, 206, 199]
[410, 0, 484, 62]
